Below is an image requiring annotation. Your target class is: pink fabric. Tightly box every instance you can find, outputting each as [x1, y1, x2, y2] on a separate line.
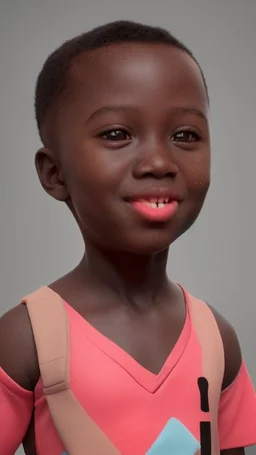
[0, 366, 33, 455]
[0, 289, 255, 454]
[218, 361, 256, 449]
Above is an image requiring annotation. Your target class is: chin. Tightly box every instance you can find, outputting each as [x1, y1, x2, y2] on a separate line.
[122, 231, 178, 255]
[120, 217, 197, 255]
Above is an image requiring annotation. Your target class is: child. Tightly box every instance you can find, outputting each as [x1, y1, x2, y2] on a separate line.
[0, 20, 255, 455]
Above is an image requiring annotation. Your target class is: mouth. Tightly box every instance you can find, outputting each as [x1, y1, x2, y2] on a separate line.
[128, 196, 179, 222]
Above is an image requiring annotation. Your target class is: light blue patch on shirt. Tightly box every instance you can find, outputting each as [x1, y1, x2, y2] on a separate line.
[146, 418, 200, 455]
[61, 418, 200, 455]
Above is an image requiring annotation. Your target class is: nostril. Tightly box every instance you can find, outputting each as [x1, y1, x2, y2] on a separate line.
[132, 153, 179, 180]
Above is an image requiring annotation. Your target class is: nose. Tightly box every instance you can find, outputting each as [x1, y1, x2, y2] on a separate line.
[132, 141, 179, 180]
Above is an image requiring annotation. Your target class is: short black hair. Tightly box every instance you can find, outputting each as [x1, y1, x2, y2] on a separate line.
[35, 20, 208, 143]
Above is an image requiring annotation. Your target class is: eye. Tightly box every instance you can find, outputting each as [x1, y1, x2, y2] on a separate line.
[100, 129, 131, 141]
[171, 130, 200, 143]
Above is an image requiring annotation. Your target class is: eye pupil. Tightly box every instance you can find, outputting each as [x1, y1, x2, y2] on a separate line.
[103, 129, 129, 141]
[101, 129, 199, 144]
[173, 131, 198, 143]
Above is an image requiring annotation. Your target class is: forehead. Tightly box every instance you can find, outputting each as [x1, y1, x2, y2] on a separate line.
[61, 43, 208, 125]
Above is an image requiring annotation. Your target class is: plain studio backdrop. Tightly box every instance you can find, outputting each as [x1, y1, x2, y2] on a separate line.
[1, 1, 255, 454]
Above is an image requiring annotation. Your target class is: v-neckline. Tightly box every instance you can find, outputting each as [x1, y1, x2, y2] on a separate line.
[63, 285, 192, 394]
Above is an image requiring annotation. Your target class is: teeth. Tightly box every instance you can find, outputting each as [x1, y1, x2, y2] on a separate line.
[143, 201, 166, 208]
[144, 202, 158, 208]
[142, 197, 170, 204]
[138, 198, 170, 208]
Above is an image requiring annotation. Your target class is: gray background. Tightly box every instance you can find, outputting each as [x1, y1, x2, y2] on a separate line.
[1, 1, 255, 454]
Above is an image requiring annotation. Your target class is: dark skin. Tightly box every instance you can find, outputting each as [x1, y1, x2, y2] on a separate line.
[0, 43, 244, 454]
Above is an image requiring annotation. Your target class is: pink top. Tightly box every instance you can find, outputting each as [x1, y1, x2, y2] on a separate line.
[0, 289, 256, 455]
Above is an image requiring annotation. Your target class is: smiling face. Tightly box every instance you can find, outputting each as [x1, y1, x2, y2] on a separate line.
[37, 42, 210, 254]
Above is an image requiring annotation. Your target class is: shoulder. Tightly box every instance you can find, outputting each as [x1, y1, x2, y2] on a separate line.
[207, 304, 242, 390]
[0, 303, 39, 391]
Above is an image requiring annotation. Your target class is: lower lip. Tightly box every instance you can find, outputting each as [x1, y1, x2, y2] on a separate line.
[130, 200, 179, 222]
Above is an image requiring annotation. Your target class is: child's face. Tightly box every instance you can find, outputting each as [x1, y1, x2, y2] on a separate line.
[42, 43, 210, 254]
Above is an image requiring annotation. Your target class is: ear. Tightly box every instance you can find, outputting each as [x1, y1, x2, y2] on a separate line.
[35, 147, 69, 201]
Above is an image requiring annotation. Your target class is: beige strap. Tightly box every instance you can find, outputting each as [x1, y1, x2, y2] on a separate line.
[190, 296, 225, 455]
[23, 287, 120, 455]
[22, 287, 70, 392]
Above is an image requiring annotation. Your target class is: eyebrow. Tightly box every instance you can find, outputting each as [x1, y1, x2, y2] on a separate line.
[86, 105, 208, 123]
[86, 106, 135, 123]
[172, 107, 208, 122]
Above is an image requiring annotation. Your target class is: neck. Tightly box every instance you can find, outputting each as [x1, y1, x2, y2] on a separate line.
[75, 243, 171, 308]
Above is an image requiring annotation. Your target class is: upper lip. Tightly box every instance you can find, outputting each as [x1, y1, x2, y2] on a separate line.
[124, 187, 182, 202]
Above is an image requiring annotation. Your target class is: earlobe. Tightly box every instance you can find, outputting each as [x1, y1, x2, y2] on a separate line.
[35, 147, 69, 201]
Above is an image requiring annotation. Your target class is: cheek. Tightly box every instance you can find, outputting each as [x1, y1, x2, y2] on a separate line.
[62, 153, 115, 231]
[62, 146, 102, 198]
[184, 153, 211, 196]
[63, 139, 124, 188]
[176, 157, 210, 234]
